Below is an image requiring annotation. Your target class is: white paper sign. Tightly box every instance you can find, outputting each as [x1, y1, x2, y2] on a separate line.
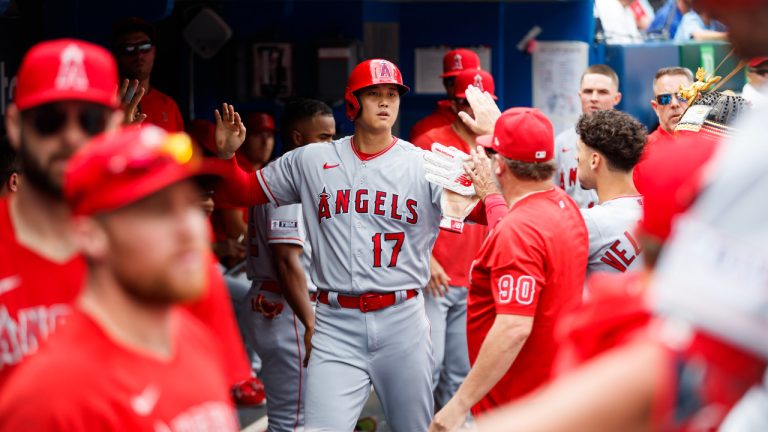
[532, 41, 589, 135]
[414, 46, 492, 95]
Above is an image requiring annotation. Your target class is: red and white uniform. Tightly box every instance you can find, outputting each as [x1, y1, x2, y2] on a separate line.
[0, 309, 238, 431]
[0, 197, 250, 389]
[553, 127, 598, 208]
[409, 100, 456, 142]
[634, 127, 671, 193]
[139, 88, 184, 132]
[467, 188, 588, 414]
[581, 196, 644, 274]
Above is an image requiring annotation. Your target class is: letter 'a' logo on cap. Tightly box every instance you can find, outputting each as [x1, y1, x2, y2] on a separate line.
[55, 44, 89, 91]
[535, 150, 546, 159]
[379, 60, 392, 79]
[473, 74, 484, 91]
[453, 54, 463, 71]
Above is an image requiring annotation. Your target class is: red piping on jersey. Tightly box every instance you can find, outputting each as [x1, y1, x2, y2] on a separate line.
[292, 312, 302, 431]
[351, 136, 398, 161]
[257, 169, 280, 206]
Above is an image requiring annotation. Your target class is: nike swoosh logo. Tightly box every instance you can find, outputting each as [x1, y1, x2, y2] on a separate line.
[323, 163, 340, 169]
[0, 275, 20, 296]
[131, 384, 161, 417]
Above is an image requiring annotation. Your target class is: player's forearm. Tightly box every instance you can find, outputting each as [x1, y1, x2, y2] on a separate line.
[272, 248, 315, 330]
[203, 157, 269, 207]
[451, 316, 529, 411]
[691, 30, 728, 41]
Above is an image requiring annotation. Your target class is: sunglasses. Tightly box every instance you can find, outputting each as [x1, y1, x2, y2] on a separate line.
[453, 98, 470, 106]
[655, 93, 687, 106]
[750, 68, 768, 77]
[26, 103, 110, 137]
[118, 41, 153, 56]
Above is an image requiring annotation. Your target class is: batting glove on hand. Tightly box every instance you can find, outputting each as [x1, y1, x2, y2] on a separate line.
[424, 143, 476, 196]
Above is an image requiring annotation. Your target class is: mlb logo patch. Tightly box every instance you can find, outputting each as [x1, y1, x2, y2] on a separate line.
[535, 150, 547, 160]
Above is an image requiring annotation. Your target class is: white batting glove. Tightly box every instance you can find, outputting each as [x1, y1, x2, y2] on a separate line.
[439, 190, 480, 233]
[424, 143, 476, 196]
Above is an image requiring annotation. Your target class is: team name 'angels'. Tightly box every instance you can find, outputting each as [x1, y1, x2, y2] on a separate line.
[316, 187, 419, 224]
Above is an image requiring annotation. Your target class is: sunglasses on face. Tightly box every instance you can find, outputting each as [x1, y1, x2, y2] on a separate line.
[26, 103, 111, 137]
[118, 41, 153, 56]
[443, 77, 456, 87]
[453, 98, 470, 106]
[655, 93, 687, 106]
[750, 68, 768, 77]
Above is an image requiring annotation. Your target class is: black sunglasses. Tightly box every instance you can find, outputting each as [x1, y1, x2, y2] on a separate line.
[750, 68, 768, 77]
[453, 98, 470, 106]
[26, 103, 110, 137]
[655, 93, 687, 106]
[119, 41, 153, 56]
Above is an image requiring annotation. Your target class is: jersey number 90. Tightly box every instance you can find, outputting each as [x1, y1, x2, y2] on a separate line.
[497, 275, 536, 305]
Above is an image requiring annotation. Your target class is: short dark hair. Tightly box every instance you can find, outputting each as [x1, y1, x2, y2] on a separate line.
[576, 110, 647, 172]
[280, 98, 333, 141]
[112, 16, 157, 46]
[581, 64, 619, 89]
[0, 137, 18, 187]
[500, 157, 556, 181]
[654, 67, 694, 87]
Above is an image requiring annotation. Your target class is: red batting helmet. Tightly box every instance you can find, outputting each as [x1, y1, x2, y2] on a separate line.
[345, 59, 409, 121]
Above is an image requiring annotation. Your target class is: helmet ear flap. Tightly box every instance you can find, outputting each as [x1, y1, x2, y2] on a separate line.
[345, 88, 362, 121]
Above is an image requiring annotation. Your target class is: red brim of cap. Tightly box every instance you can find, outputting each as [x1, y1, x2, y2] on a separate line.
[15, 88, 118, 111]
[476, 134, 493, 148]
[749, 57, 768, 68]
[72, 162, 204, 216]
[440, 70, 463, 78]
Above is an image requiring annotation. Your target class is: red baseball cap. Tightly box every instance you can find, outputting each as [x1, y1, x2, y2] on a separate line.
[748, 57, 768, 68]
[14, 39, 119, 111]
[64, 125, 202, 216]
[441, 48, 481, 78]
[454, 69, 498, 100]
[246, 112, 276, 133]
[636, 134, 719, 241]
[476, 108, 554, 163]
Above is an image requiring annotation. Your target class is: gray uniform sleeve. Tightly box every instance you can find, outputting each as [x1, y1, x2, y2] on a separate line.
[266, 204, 305, 247]
[258, 147, 306, 206]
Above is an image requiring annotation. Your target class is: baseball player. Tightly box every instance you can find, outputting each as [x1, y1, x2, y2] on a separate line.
[430, 108, 589, 431]
[211, 59, 448, 431]
[554, 64, 622, 209]
[410, 48, 481, 141]
[243, 98, 334, 431]
[575, 110, 647, 275]
[0, 39, 250, 392]
[412, 69, 495, 409]
[0, 126, 239, 430]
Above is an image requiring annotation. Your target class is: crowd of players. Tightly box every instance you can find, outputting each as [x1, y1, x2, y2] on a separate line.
[1, 1, 767, 431]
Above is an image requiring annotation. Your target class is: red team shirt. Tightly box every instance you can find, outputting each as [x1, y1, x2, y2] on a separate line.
[412, 124, 488, 287]
[0, 309, 239, 431]
[466, 188, 588, 414]
[409, 100, 457, 142]
[0, 197, 250, 389]
[140, 88, 185, 133]
[633, 126, 670, 193]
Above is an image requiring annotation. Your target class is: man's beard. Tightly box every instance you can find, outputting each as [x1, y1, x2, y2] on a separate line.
[17, 134, 73, 199]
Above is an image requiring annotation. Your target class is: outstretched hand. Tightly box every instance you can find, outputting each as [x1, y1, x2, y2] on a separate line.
[458, 86, 501, 136]
[119, 79, 147, 125]
[214, 103, 246, 159]
[464, 146, 499, 200]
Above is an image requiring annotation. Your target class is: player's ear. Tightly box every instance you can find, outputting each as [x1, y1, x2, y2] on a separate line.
[5, 105, 21, 151]
[590, 151, 601, 171]
[9, 173, 20, 192]
[290, 130, 303, 147]
[72, 216, 110, 262]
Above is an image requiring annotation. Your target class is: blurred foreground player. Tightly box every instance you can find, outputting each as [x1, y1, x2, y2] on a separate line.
[0, 126, 238, 431]
[0, 39, 249, 391]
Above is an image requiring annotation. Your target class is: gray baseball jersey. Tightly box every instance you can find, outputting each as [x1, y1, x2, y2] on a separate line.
[257, 136, 443, 292]
[246, 203, 316, 292]
[581, 196, 644, 274]
[554, 126, 599, 209]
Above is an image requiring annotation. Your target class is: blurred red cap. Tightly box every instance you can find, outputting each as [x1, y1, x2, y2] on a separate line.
[476, 108, 554, 163]
[14, 39, 119, 111]
[441, 48, 481, 78]
[454, 69, 497, 100]
[748, 57, 768, 68]
[246, 112, 276, 133]
[636, 134, 719, 241]
[64, 125, 202, 216]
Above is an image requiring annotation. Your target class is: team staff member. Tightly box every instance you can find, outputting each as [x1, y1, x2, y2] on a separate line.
[413, 69, 494, 409]
[0, 39, 250, 390]
[112, 17, 184, 132]
[647, 67, 693, 146]
[410, 48, 481, 142]
[576, 110, 646, 275]
[0, 126, 239, 430]
[244, 98, 335, 431]
[430, 108, 589, 431]
[554, 64, 622, 209]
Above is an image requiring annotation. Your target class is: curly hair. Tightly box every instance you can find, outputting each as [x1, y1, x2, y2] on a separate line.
[576, 110, 647, 172]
